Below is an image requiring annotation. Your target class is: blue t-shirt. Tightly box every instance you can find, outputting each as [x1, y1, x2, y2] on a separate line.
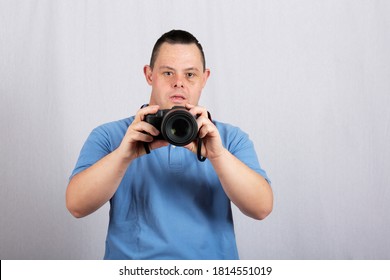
[71, 117, 269, 259]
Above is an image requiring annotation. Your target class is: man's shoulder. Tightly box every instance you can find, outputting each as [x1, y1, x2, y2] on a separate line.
[214, 120, 245, 137]
[87, 117, 134, 144]
[94, 117, 134, 133]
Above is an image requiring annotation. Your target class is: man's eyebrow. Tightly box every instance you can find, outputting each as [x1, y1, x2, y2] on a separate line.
[159, 66, 175, 71]
[184, 67, 201, 72]
[158, 66, 201, 72]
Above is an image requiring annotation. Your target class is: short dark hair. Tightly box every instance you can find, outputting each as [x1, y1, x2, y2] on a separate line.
[149, 30, 206, 71]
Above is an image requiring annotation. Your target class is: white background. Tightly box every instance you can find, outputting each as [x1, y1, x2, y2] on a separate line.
[1, 0, 389, 259]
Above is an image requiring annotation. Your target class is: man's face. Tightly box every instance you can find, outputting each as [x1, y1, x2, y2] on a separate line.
[144, 42, 210, 109]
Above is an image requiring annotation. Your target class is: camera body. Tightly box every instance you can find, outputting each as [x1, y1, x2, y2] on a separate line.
[144, 106, 198, 146]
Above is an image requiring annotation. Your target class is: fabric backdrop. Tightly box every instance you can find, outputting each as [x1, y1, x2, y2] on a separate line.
[1, 0, 389, 259]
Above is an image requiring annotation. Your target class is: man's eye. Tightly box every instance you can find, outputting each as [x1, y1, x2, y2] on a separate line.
[186, 73, 195, 78]
[164, 72, 173, 76]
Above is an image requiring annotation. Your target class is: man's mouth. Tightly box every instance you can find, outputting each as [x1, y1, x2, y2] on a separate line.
[169, 95, 186, 103]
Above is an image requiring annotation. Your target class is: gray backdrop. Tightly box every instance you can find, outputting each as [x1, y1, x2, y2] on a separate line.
[1, 0, 389, 259]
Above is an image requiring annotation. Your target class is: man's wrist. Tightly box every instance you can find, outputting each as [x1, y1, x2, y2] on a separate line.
[114, 143, 137, 164]
[208, 147, 229, 162]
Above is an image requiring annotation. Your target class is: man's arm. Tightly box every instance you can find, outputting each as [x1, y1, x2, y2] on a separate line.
[185, 104, 273, 220]
[66, 105, 167, 218]
[209, 149, 273, 220]
[66, 148, 132, 218]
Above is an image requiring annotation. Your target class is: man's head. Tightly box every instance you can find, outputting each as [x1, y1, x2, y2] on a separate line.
[144, 30, 210, 109]
[149, 30, 206, 72]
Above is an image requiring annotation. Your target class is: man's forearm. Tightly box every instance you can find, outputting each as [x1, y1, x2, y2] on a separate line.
[210, 148, 273, 220]
[66, 149, 132, 218]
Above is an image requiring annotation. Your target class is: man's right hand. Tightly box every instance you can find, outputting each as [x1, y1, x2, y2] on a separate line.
[117, 105, 169, 161]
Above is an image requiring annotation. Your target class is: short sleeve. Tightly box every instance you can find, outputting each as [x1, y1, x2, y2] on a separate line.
[216, 122, 271, 184]
[69, 126, 113, 179]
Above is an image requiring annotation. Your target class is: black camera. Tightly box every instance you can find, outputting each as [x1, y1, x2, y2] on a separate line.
[144, 106, 198, 146]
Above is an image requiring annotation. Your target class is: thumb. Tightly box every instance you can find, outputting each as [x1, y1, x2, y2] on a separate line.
[183, 141, 197, 154]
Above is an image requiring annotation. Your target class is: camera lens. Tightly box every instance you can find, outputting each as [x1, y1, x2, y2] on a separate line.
[170, 119, 190, 138]
[161, 109, 198, 146]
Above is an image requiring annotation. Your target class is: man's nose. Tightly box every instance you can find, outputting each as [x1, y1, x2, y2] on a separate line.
[173, 75, 184, 88]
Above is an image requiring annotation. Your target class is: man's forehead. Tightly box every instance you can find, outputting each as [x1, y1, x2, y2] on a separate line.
[154, 43, 203, 66]
[157, 43, 201, 58]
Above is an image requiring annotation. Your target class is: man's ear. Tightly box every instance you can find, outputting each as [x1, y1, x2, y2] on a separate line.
[143, 65, 153, 85]
[202, 68, 211, 88]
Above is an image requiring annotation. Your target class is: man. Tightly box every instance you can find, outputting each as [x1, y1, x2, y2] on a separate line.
[66, 30, 273, 259]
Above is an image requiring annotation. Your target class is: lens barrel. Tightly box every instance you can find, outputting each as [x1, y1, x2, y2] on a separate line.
[161, 108, 198, 146]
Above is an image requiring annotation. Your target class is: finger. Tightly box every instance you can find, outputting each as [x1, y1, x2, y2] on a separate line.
[185, 103, 195, 110]
[196, 115, 214, 137]
[183, 141, 197, 154]
[198, 124, 213, 139]
[185, 104, 208, 118]
[134, 105, 160, 122]
[149, 139, 169, 150]
[132, 121, 160, 136]
[128, 130, 154, 143]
